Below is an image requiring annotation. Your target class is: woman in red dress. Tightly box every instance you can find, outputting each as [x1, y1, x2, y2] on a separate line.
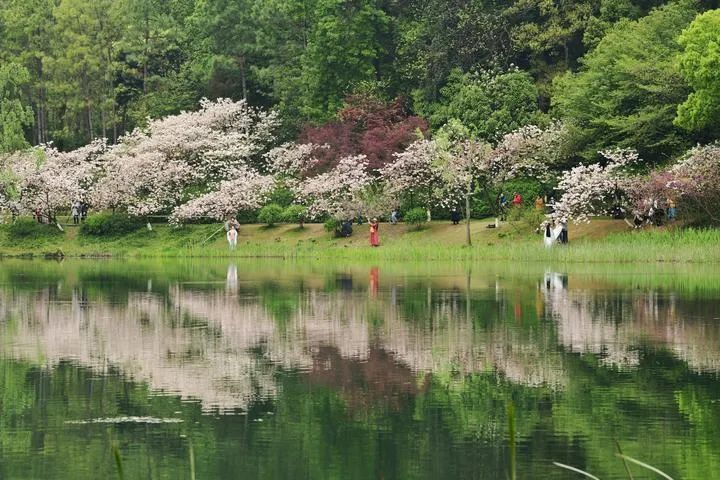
[369, 218, 380, 247]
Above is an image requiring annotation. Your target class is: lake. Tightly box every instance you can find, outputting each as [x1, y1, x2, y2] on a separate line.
[0, 259, 718, 479]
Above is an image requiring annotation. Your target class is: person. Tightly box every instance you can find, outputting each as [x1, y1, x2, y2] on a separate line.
[559, 218, 569, 244]
[450, 209, 461, 225]
[512, 192, 522, 207]
[226, 226, 238, 250]
[543, 222, 555, 248]
[340, 219, 353, 237]
[80, 201, 88, 221]
[498, 193, 508, 220]
[547, 196, 556, 213]
[390, 210, 398, 225]
[535, 196, 545, 210]
[71, 201, 80, 225]
[667, 198, 676, 221]
[369, 218, 380, 247]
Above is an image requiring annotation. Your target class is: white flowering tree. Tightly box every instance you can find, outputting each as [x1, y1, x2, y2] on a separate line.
[553, 149, 639, 223]
[91, 98, 279, 217]
[169, 166, 276, 224]
[0, 139, 107, 223]
[297, 155, 372, 220]
[379, 140, 446, 220]
[476, 123, 566, 214]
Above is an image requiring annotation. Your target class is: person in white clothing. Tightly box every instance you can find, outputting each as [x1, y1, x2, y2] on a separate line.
[226, 226, 238, 250]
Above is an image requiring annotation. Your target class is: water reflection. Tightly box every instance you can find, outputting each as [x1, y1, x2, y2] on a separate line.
[0, 260, 719, 479]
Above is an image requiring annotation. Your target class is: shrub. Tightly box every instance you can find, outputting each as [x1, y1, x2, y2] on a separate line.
[282, 205, 307, 226]
[257, 204, 285, 226]
[7, 217, 63, 239]
[507, 206, 546, 232]
[324, 218, 342, 237]
[80, 213, 144, 237]
[404, 207, 428, 230]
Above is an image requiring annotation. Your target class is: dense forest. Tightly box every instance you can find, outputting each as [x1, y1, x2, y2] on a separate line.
[1, 0, 720, 165]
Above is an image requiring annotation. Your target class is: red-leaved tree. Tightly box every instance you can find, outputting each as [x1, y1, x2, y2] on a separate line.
[299, 94, 429, 173]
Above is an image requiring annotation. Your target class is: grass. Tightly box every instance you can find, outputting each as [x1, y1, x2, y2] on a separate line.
[0, 218, 719, 263]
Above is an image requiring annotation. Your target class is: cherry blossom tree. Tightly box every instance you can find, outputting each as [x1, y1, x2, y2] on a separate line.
[552, 149, 639, 223]
[663, 144, 720, 223]
[91, 98, 279, 217]
[379, 140, 445, 221]
[0, 139, 107, 223]
[297, 155, 372, 220]
[169, 166, 275, 224]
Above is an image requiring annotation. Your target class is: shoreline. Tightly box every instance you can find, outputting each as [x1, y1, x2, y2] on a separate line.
[1, 219, 718, 263]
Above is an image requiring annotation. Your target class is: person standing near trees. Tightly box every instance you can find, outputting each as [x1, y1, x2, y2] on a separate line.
[512, 192, 522, 207]
[390, 209, 398, 225]
[71, 201, 80, 225]
[369, 218, 380, 247]
[667, 198, 677, 221]
[226, 226, 238, 250]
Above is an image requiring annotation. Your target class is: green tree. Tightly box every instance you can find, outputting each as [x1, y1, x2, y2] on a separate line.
[421, 68, 542, 142]
[299, 0, 393, 121]
[675, 9, 720, 137]
[0, 0, 55, 145]
[552, 1, 697, 164]
[0, 63, 34, 153]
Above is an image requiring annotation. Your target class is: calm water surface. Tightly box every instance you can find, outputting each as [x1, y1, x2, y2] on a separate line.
[0, 259, 719, 479]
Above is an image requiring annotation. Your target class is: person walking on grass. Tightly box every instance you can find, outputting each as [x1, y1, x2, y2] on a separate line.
[369, 218, 380, 247]
[227, 226, 238, 250]
[390, 209, 398, 225]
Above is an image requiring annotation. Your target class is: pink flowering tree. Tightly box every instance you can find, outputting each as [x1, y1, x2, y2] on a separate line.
[664, 144, 720, 223]
[552, 149, 639, 223]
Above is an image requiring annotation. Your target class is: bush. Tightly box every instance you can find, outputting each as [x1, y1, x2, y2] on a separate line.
[7, 217, 63, 239]
[80, 213, 144, 237]
[324, 218, 342, 237]
[257, 204, 285, 226]
[282, 205, 307, 226]
[507, 206, 546, 232]
[404, 207, 428, 230]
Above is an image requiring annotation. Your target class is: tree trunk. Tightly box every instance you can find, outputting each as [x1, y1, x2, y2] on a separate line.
[465, 193, 472, 247]
[238, 56, 248, 100]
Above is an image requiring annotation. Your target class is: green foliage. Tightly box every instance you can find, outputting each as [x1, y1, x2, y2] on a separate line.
[404, 207, 427, 229]
[80, 214, 144, 237]
[268, 185, 295, 208]
[0, 63, 34, 153]
[281, 205, 307, 226]
[323, 217, 342, 237]
[257, 204, 285, 226]
[420, 69, 542, 142]
[507, 207, 546, 233]
[676, 9, 720, 136]
[552, 2, 697, 163]
[6, 217, 62, 239]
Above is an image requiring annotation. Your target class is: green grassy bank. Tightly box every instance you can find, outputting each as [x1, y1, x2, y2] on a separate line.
[1, 218, 718, 263]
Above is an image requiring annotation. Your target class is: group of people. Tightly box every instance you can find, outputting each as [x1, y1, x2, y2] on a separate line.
[631, 198, 677, 228]
[70, 200, 89, 225]
[543, 219, 569, 247]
